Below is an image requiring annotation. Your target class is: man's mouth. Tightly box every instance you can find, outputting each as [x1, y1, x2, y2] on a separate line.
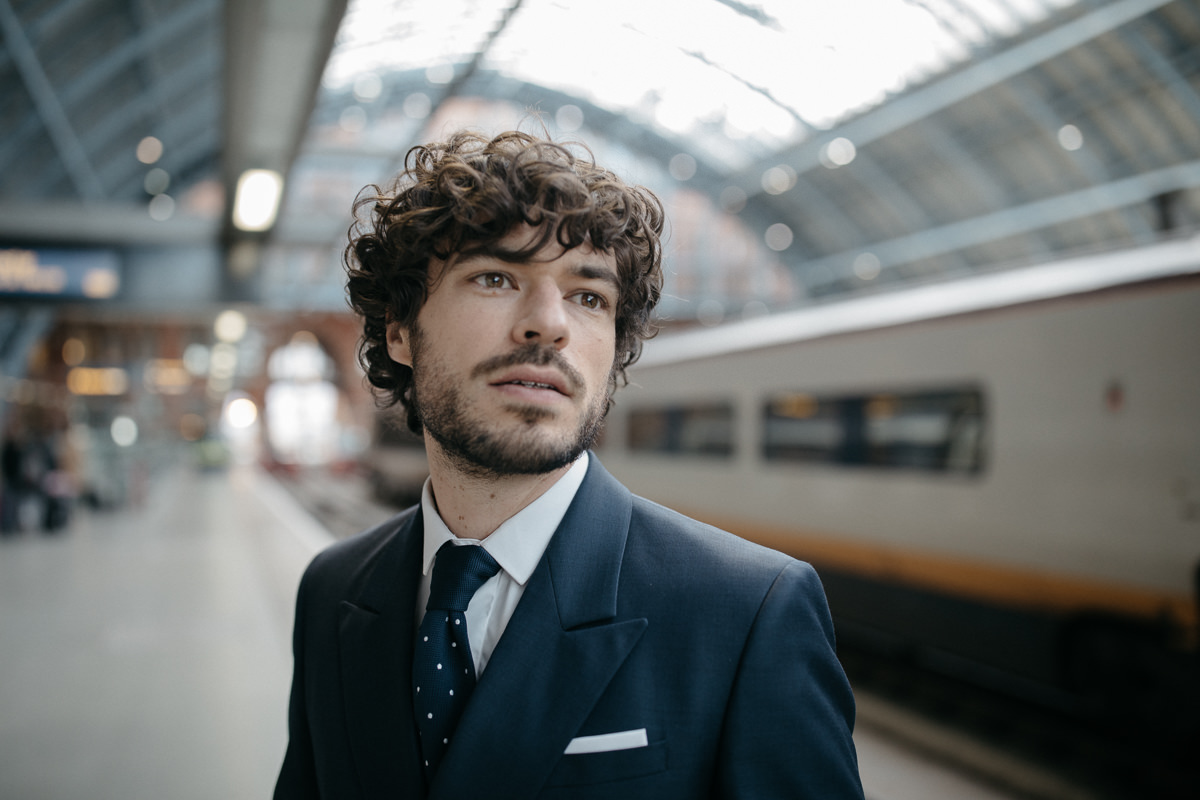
[489, 367, 573, 401]
[474, 345, 581, 398]
[504, 380, 559, 391]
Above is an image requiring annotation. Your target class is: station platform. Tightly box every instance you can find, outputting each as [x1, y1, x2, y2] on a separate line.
[0, 458, 1085, 800]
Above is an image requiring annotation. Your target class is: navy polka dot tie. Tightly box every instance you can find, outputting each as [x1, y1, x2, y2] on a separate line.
[413, 542, 500, 779]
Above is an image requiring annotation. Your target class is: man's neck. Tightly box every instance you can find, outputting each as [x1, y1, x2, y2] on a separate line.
[424, 441, 575, 540]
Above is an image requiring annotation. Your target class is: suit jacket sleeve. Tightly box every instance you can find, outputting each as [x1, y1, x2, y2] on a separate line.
[714, 560, 864, 799]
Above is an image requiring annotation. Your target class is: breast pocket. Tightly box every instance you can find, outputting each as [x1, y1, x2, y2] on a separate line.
[544, 739, 668, 788]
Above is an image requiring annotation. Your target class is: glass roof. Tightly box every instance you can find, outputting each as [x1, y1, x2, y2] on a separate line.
[321, 0, 1079, 170]
[279, 0, 1104, 322]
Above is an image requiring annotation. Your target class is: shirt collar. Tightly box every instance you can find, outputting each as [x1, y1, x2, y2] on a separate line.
[419, 452, 589, 586]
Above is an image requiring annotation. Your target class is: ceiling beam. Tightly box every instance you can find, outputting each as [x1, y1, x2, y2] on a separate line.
[222, 0, 349, 208]
[219, 0, 349, 301]
[0, 201, 220, 245]
[71, 52, 220, 196]
[1129, 17, 1200, 137]
[0, 0, 104, 200]
[801, 158, 1200, 289]
[61, 0, 216, 109]
[1002, 71, 1156, 240]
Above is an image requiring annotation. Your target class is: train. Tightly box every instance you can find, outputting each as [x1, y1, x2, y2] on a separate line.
[364, 235, 1200, 735]
[597, 236, 1200, 732]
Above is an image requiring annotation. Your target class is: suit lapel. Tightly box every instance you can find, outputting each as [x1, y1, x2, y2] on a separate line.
[430, 458, 648, 800]
[337, 508, 426, 797]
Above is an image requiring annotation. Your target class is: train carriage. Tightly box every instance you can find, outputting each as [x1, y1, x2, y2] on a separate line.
[595, 238, 1200, 723]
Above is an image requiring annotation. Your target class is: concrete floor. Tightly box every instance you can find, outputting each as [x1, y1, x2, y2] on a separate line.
[0, 463, 323, 800]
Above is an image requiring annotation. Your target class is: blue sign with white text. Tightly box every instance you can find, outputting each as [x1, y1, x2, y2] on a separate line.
[0, 248, 121, 299]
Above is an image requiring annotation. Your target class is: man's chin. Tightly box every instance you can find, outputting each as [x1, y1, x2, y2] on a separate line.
[442, 439, 584, 478]
[500, 401, 557, 425]
[424, 418, 585, 477]
[417, 386, 606, 478]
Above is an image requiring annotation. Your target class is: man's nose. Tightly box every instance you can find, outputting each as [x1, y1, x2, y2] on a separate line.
[514, 282, 569, 348]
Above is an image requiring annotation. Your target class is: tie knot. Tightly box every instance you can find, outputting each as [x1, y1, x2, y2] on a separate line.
[427, 542, 501, 612]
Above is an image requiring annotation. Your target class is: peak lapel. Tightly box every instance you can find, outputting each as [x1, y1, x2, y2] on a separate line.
[430, 457, 647, 800]
[337, 510, 425, 796]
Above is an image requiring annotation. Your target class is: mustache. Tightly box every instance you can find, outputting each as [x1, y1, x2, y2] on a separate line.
[471, 344, 584, 394]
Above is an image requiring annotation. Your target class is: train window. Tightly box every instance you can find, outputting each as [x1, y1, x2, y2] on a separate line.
[627, 403, 734, 457]
[762, 388, 984, 473]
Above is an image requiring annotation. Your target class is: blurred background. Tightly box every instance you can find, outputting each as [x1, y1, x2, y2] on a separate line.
[1, 0, 1198, 798]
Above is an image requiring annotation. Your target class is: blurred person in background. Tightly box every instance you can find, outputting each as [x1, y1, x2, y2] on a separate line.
[274, 129, 863, 799]
[1, 412, 74, 534]
[1, 421, 25, 534]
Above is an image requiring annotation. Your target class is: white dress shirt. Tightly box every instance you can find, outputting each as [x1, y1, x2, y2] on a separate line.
[416, 452, 589, 677]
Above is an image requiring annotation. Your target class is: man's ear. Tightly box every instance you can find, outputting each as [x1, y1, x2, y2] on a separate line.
[385, 321, 412, 367]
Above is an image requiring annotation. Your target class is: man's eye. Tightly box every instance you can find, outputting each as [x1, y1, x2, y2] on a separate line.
[576, 292, 606, 310]
[475, 273, 510, 289]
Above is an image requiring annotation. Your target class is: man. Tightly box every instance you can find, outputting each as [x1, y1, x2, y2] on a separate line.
[274, 130, 863, 799]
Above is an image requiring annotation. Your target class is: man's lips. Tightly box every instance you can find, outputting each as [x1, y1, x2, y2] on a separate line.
[471, 344, 584, 400]
[489, 368, 571, 397]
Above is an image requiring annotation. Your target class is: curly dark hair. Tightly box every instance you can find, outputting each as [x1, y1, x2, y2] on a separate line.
[345, 129, 665, 433]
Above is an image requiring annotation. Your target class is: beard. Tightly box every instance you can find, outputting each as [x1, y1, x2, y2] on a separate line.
[408, 324, 610, 477]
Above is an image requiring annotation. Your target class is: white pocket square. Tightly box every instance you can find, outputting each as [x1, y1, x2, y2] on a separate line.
[564, 728, 648, 755]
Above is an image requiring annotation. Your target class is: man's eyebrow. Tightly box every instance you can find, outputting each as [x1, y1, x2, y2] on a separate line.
[448, 251, 492, 268]
[572, 264, 620, 290]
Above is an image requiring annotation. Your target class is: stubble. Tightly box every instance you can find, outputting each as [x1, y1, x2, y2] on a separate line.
[408, 325, 609, 478]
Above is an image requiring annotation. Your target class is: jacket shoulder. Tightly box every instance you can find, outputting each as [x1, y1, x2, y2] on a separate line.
[299, 505, 419, 599]
[627, 493, 809, 588]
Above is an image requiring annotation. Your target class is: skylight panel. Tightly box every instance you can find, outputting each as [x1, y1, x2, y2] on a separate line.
[322, 0, 512, 89]
[320, 0, 1081, 166]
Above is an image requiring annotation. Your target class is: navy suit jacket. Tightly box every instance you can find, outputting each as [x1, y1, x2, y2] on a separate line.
[274, 455, 863, 799]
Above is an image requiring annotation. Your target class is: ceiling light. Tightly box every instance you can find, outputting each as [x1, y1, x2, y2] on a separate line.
[233, 169, 284, 232]
[820, 137, 857, 168]
[214, 309, 248, 343]
[1058, 124, 1084, 151]
[136, 136, 163, 164]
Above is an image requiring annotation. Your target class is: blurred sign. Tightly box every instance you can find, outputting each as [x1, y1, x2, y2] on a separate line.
[0, 248, 120, 298]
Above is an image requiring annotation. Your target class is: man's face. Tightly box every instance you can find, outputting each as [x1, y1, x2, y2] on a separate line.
[387, 225, 620, 476]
